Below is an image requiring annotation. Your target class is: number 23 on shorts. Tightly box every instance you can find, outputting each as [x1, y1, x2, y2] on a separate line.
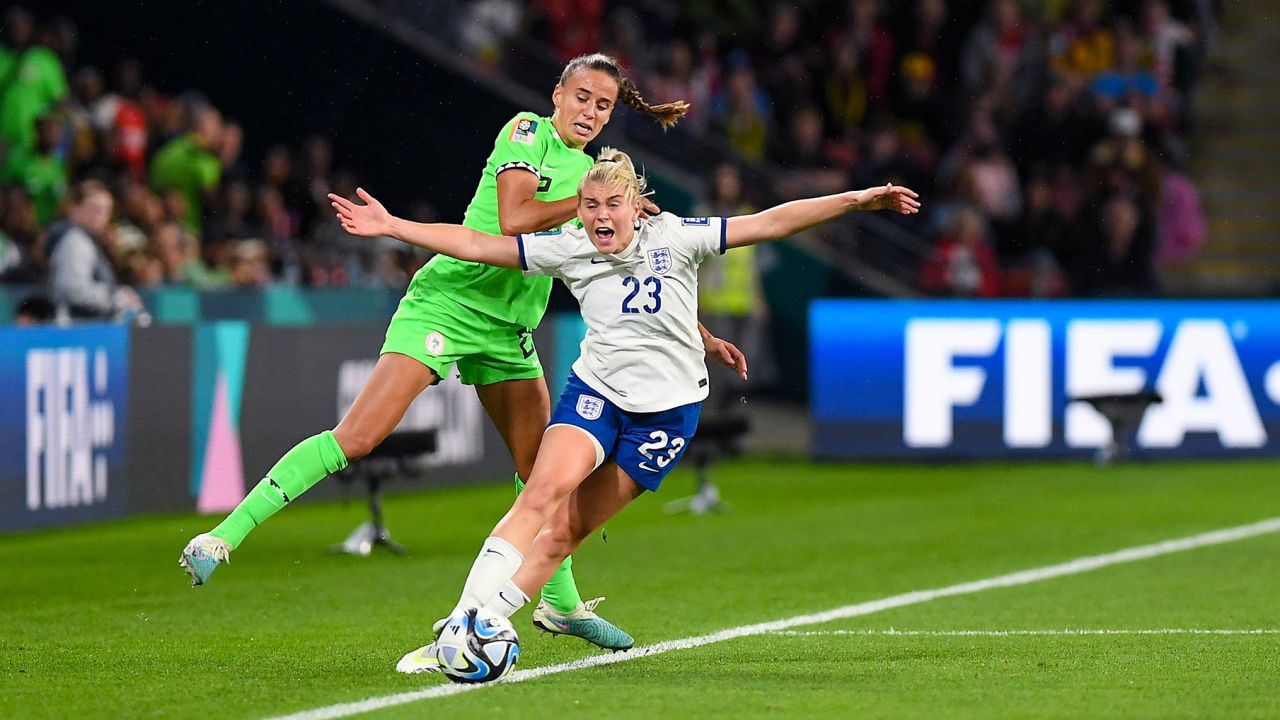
[637, 430, 685, 472]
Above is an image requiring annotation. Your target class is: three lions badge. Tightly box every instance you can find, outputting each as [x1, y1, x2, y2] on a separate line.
[647, 248, 672, 275]
[576, 394, 604, 420]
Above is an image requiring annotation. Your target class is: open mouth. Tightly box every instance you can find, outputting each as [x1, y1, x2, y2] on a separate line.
[573, 122, 593, 135]
[594, 227, 615, 241]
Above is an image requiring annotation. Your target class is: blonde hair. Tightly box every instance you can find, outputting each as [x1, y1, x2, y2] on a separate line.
[559, 53, 690, 130]
[578, 147, 647, 205]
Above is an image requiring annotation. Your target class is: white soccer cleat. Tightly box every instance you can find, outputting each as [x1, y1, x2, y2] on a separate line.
[396, 642, 443, 674]
[394, 616, 451, 674]
[178, 533, 232, 587]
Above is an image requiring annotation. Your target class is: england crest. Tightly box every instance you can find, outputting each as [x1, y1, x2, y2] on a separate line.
[647, 247, 672, 275]
[576, 394, 605, 420]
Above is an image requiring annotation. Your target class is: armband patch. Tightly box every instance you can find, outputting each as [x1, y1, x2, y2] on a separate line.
[510, 118, 538, 145]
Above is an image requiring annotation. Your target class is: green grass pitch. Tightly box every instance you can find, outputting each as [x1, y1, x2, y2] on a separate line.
[3, 458, 1279, 719]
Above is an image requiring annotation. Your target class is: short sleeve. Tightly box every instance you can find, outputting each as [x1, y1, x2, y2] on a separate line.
[665, 214, 727, 263]
[517, 230, 573, 278]
[492, 114, 546, 180]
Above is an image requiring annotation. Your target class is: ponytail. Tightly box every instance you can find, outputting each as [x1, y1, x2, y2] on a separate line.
[559, 53, 690, 130]
[579, 147, 647, 205]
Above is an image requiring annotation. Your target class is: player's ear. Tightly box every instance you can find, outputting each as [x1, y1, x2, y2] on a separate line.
[551, 84, 563, 112]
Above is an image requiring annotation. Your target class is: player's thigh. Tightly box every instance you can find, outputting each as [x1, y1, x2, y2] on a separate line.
[332, 352, 438, 459]
[475, 376, 550, 480]
[560, 461, 645, 543]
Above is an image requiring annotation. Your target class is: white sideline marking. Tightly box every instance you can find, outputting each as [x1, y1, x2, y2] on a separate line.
[266, 515, 1280, 720]
[773, 629, 1280, 637]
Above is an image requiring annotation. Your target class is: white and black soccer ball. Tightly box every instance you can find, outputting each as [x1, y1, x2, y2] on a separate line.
[434, 607, 521, 684]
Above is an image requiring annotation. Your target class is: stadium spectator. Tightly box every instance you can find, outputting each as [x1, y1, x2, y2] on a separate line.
[1049, 0, 1115, 78]
[1092, 21, 1159, 105]
[0, 184, 42, 282]
[960, 0, 1045, 120]
[769, 106, 847, 198]
[920, 204, 1001, 298]
[712, 60, 771, 164]
[0, 6, 68, 155]
[1075, 193, 1158, 297]
[1, 113, 66, 224]
[149, 104, 227, 233]
[1154, 161, 1205, 267]
[46, 179, 144, 319]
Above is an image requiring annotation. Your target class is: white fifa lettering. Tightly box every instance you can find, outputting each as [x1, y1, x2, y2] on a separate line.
[1140, 320, 1266, 448]
[1065, 320, 1162, 447]
[904, 319, 1001, 447]
[1004, 319, 1052, 448]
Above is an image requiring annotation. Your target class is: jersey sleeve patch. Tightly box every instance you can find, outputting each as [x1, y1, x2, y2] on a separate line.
[495, 160, 541, 178]
[509, 117, 538, 145]
[681, 217, 710, 226]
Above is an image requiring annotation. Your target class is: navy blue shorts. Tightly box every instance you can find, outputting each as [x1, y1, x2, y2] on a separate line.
[548, 373, 702, 492]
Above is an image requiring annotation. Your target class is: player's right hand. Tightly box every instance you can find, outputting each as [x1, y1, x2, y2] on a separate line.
[329, 188, 392, 237]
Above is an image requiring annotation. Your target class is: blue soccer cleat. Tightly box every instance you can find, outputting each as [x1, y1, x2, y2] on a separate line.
[179, 533, 231, 587]
[532, 597, 634, 651]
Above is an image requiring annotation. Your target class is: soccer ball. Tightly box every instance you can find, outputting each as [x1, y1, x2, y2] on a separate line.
[434, 607, 521, 684]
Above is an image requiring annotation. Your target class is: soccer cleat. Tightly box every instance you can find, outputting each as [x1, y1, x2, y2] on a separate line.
[396, 642, 444, 674]
[394, 616, 451, 674]
[532, 597, 634, 650]
[178, 533, 231, 587]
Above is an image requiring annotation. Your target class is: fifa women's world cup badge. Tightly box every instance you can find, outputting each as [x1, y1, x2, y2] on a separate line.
[511, 118, 537, 145]
[647, 248, 672, 275]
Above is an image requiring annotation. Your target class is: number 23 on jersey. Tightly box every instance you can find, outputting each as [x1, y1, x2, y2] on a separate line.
[620, 276, 662, 314]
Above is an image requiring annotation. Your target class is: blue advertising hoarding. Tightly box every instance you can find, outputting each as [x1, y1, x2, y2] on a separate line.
[0, 324, 130, 530]
[811, 300, 1280, 459]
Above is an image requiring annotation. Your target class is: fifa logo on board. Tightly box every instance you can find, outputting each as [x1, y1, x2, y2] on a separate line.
[903, 318, 1279, 450]
[25, 347, 117, 511]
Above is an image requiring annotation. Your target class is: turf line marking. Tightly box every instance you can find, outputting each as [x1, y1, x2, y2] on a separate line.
[773, 629, 1280, 637]
[267, 515, 1280, 720]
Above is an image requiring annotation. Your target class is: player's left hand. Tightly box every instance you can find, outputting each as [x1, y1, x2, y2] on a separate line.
[329, 188, 393, 237]
[639, 197, 661, 220]
[705, 334, 748, 381]
[854, 183, 921, 215]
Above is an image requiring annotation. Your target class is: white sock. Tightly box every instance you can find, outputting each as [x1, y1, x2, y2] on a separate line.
[452, 536, 523, 615]
[484, 580, 530, 619]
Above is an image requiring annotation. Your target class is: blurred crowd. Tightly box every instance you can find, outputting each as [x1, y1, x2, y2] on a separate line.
[434, 0, 1215, 298]
[0, 5, 429, 323]
[2, 1, 1220, 326]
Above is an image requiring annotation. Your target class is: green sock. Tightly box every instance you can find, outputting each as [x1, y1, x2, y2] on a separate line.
[515, 472, 582, 613]
[210, 430, 348, 550]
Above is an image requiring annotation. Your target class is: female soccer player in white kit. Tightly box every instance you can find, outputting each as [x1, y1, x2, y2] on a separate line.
[329, 148, 919, 670]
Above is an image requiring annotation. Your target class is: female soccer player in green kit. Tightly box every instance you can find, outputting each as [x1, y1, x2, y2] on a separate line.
[179, 53, 745, 656]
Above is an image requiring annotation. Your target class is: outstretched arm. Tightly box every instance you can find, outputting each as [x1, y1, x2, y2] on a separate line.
[329, 188, 521, 269]
[724, 184, 920, 249]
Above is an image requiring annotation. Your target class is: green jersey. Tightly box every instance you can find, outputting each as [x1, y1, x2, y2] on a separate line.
[414, 112, 592, 329]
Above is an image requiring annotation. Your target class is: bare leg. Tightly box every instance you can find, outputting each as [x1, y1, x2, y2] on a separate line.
[474, 377, 551, 481]
[513, 462, 644, 596]
[489, 425, 600, 552]
[332, 352, 439, 460]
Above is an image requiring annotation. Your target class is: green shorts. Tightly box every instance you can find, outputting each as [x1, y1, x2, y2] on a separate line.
[381, 285, 543, 386]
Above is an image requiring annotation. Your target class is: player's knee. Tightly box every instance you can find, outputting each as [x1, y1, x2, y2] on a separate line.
[514, 483, 563, 521]
[331, 426, 379, 461]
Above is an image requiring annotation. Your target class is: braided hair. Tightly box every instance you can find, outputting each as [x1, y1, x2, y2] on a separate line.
[558, 53, 690, 130]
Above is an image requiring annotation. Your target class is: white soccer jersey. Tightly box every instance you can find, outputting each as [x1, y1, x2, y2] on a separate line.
[517, 212, 727, 413]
